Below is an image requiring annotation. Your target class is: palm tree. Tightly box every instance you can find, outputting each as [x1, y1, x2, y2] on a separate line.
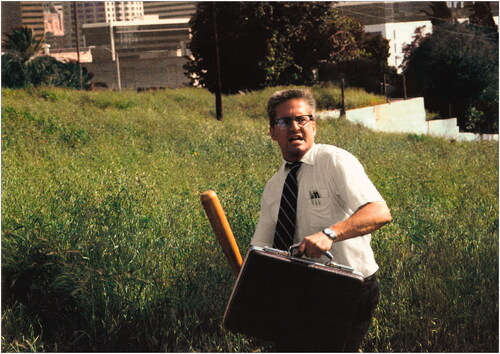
[2, 26, 93, 89]
[2, 26, 45, 87]
[3, 26, 45, 62]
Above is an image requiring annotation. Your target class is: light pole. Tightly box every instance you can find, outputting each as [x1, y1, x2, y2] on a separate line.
[108, 22, 122, 91]
[115, 52, 121, 91]
[73, 2, 83, 89]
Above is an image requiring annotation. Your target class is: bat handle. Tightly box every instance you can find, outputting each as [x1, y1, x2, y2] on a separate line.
[201, 190, 243, 277]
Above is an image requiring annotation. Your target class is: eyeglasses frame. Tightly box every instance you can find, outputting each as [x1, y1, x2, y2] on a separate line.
[271, 115, 314, 130]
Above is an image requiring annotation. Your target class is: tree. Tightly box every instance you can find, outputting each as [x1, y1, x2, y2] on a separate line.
[2, 26, 92, 89]
[401, 21, 498, 133]
[2, 26, 45, 87]
[261, 3, 366, 86]
[420, 1, 455, 26]
[185, 2, 272, 94]
[344, 32, 392, 92]
[464, 2, 499, 132]
[185, 2, 370, 94]
[467, 2, 498, 31]
[3, 25, 45, 62]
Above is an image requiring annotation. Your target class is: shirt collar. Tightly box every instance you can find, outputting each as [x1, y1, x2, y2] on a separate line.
[281, 143, 317, 170]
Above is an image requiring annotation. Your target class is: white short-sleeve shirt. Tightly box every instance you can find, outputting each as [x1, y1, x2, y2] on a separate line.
[251, 143, 385, 277]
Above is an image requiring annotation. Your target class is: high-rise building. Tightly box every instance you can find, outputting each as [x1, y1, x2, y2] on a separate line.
[1, 1, 65, 49]
[62, 2, 144, 49]
[143, 1, 196, 20]
[82, 16, 191, 90]
[44, 3, 64, 36]
[112, 1, 144, 21]
[19, 2, 46, 39]
[1, 2, 22, 37]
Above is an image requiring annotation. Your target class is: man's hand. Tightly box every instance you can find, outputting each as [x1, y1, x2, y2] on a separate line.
[296, 202, 392, 259]
[297, 232, 333, 259]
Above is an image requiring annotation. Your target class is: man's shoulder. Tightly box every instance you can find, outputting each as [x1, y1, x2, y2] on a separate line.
[314, 143, 356, 163]
[315, 143, 343, 154]
[264, 165, 285, 188]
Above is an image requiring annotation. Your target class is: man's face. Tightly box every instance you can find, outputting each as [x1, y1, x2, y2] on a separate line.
[270, 98, 316, 162]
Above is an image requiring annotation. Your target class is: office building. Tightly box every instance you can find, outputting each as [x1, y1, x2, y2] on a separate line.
[62, 2, 144, 49]
[1, 2, 22, 45]
[143, 1, 197, 19]
[82, 16, 191, 90]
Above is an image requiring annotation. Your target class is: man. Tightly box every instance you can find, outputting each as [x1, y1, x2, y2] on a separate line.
[251, 89, 392, 352]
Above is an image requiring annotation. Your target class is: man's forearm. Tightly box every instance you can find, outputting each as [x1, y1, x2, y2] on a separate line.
[298, 201, 391, 258]
[333, 201, 392, 242]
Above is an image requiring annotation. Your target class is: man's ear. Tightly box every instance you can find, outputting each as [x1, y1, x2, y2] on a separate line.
[269, 126, 277, 141]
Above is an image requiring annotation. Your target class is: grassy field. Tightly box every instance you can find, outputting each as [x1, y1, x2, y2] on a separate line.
[1, 86, 498, 352]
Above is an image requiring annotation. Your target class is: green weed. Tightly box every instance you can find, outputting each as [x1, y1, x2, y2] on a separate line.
[2, 86, 498, 352]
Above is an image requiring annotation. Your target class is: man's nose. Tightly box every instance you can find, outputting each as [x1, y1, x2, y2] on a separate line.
[289, 119, 300, 131]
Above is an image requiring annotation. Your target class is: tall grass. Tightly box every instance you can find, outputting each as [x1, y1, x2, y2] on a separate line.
[2, 86, 498, 352]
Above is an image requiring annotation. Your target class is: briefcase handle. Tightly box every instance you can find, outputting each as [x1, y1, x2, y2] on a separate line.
[287, 245, 357, 273]
[288, 244, 334, 266]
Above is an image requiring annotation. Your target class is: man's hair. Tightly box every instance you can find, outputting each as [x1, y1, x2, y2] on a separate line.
[266, 89, 316, 125]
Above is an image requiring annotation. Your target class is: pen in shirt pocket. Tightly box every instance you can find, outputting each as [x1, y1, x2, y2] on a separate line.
[309, 190, 321, 205]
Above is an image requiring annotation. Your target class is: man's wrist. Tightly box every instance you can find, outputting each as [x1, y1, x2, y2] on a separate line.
[322, 227, 337, 242]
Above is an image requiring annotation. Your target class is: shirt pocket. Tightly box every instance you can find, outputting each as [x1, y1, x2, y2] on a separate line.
[307, 189, 332, 228]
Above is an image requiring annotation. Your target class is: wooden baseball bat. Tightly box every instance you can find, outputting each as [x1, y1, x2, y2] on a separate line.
[201, 190, 243, 277]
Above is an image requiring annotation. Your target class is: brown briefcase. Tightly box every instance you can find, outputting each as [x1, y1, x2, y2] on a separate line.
[223, 246, 364, 350]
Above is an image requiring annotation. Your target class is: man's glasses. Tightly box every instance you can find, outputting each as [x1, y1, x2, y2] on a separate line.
[272, 115, 314, 130]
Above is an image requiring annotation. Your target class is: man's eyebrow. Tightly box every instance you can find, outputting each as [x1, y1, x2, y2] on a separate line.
[277, 115, 310, 119]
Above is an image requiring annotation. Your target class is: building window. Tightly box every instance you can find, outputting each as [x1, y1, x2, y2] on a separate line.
[447, 1, 465, 9]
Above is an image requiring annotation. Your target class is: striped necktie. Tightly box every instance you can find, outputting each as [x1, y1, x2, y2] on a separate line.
[273, 161, 302, 250]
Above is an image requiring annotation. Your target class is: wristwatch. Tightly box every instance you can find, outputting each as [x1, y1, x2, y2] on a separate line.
[322, 227, 337, 242]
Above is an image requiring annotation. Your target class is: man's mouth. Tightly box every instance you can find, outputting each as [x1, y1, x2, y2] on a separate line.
[289, 136, 304, 142]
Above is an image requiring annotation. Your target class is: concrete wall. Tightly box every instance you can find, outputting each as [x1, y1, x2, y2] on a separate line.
[342, 98, 498, 142]
[427, 118, 460, 139]
[85, 55, 188, 91]
[346, 97, 427, 134]
[457, 133, 499, 142]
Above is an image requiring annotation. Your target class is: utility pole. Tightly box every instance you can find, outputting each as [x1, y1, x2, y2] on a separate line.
[73, 2, 83, 90]
[403, 74, 407, 100]
[340, 75, 346, 116]
[383, 74, 388, 103]
[211, 2, 223, 120]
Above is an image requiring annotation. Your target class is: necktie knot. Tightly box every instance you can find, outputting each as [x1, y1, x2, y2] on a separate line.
[286, 161, 302, 170]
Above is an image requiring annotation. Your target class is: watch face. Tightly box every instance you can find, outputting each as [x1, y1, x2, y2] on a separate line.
[323, 228, 336, 241]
